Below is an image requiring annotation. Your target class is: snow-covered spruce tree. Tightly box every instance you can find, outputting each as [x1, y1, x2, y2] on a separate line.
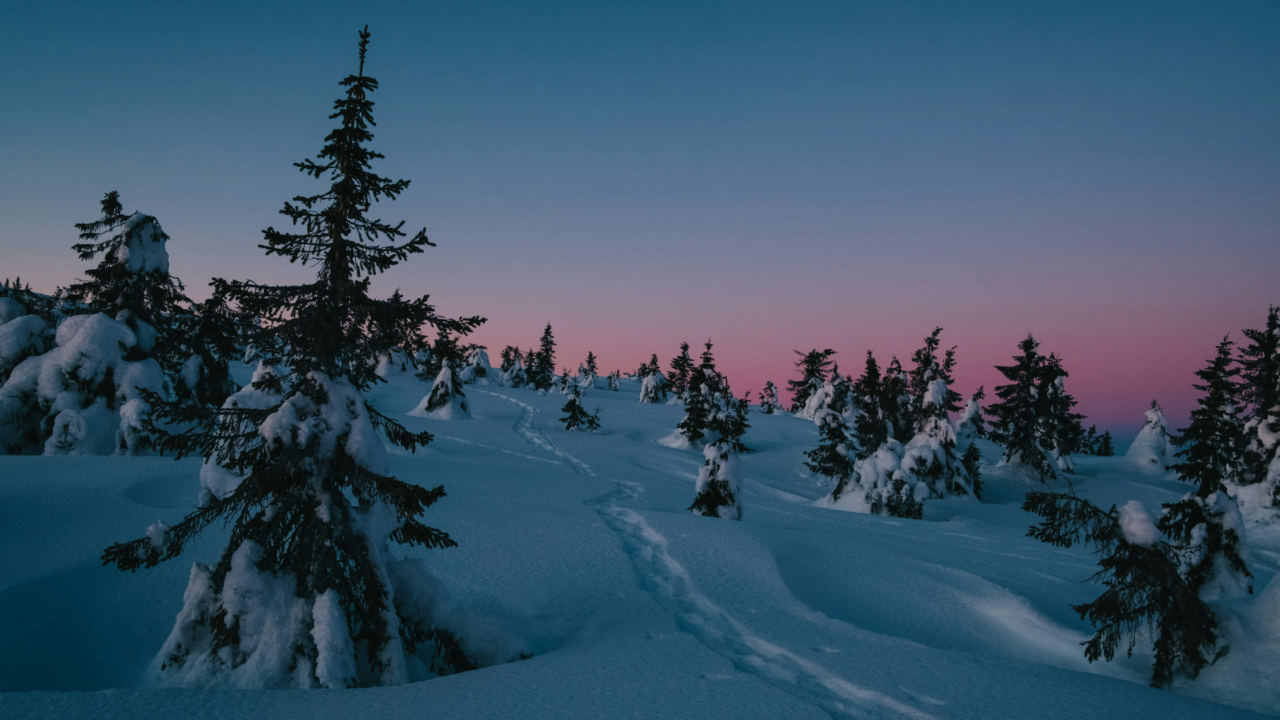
[1022, 493, 1224, 688]
[1238, 306, 1280, 520]
[905, 328, 962, 422]
[528, 324, 556, 392]
[1163, 337, 1253, 598]
[170, 289, 242, 410]
[560, 378, 600, 432]
[1, 278, 58, 326]
[412, 363, 471, 420]
[639, 371, 667, 403]
[758, 381, 781, 414]
[788, 348, 835, 413]
[505, 354, 527, 388]
[806, 410, 856, 498]
[880, 356, 910, 441]
[850, 351, 888, 460]
[1039, 352, 1087, 473]
[987, 335, 1057, 481]
[689, 442, 742, 520]
[1097, 432, 1115, 456]
[580, 351, 598, 389]
[899, 329, 970, 498]
[101, 29, 485, 687]
[459, 345, 492, 384]
[0, 297, 51, 388]
[960, 443, 983, 499]
[955, 386, 986, 440]
[1125, 401, 1175, 473]
[0, 194, 184, 455]
[674, 341, 751, 453]
[668, 342, 694, 401]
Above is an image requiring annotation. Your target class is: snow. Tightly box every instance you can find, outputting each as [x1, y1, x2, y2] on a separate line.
[0, 298, 26, 325]
[1125, 402, 1175, 473]
[114, 213, 171, 275]
[1118, 500, 1160, 546]
[1, 367, 1278, 718]
[0, 315, 48, 377]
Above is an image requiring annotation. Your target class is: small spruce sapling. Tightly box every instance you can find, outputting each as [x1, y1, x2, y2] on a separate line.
[758, 381, 782, 414]
[689, 442, 741, 520]
[560, 378, 600, 432]
[788, 348, 835, 413]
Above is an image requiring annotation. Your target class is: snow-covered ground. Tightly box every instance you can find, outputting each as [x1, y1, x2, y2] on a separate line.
[1, 368, 1277, 719]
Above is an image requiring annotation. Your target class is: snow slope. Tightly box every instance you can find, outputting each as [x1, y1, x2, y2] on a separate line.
[1, 368, 1277, 718]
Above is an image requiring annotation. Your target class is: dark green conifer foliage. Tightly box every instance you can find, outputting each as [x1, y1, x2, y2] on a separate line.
[500, 345, 519, 373]
[174, 288, 242, 409]
[906, 327, 962, 422]
[668, 342, 694, 399]
[1169, 337, 1245, 490]
[960, 443, 983, 499]
[529, 324, 556, 391]
[102, 28, 480, 683]
[788, 348, 835, 412]
[675, 341, 751, 453]
[1039, 353, 1087, 460]
[1023, 492, 1223, 687]
[851, 351, 889, 460]
[0, 278, 57, 325]
[758, 381, 781, 414]
[806, 412, 857, 499]
[560, 379, 600, 432]
[987, 335, 1056, 480]
[68, 191, 190, 373]
[583, 351, 598, 378]
[1097, 432, 1115, 456]
[1082, 425, 1099, 455]
[880, 357, 909, 441]
[1240, 307, 1280, 487]
[607, 369, 620, 391]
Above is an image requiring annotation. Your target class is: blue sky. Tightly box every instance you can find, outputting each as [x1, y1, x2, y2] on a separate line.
[1, 1, 1277, 441]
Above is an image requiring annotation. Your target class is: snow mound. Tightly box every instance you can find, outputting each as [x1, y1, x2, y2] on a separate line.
[1124, 402, 1174, 473]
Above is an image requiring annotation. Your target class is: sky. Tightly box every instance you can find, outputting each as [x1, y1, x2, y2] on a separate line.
[1, 1, 1277, 446]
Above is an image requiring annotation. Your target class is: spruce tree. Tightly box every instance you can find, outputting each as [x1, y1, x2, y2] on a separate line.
[1164, 337, 1252, 598]
[607, 369, 620, 391]
[499, 345, 518, 373]
[581, 351, 599, 389]
[987, 335, 1056, 480]
[1240, 307, 1280, 501]
[68, 191, 189, 375]
[101, 29, 482, 687]
[1039, 353, 1086, 471]
[900, 328, 970, 498]
[960, 443, 983, 499]
[688, 442, 742, 520]
[1096, 432, 1115, 457]
[172, 289, 241, 409]
[880, 356, 910, 441]
[806, 411, 856, 499]
[851, 351, 888, 461]
[529, 323, 556, 392]
[560, 379, 600, 432]
[674, 341, 751, 453]
[1124, 402, 1174, 471]
[955, 386, 987, 440]
[758, 381, 781, 414]
[668, 342, 694, 400]
[1022, 492, 1223, 687]
[788, 348, 835, 413]
[1082, 425, 1099, 455]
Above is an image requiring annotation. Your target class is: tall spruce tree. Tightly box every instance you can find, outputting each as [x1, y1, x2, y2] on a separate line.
[788, 348, 835, 413]
[668, 342, 694, 400]
[806, 411, 857, 500]
[880, 357, 910, 441]
[987, 335, 1057, 480]
[1164, 336, 1253, 598]
[1240, 307, 1280, 503]
[102, 29, 483, 687]
[851, 351, 888, 461]
[529, 324, 556, 391]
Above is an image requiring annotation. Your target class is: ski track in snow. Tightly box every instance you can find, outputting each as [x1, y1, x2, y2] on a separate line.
[478, 391, 594, 475]
[588, 481, 938, 720]
[434, 434, 564, 466]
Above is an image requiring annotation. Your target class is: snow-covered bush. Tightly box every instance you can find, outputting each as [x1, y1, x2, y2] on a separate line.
[457, 346, 493, 385]
[1125, 400, 1174, 473]
[411, 365, 471, 420]
[0, 312, 166, 455]
[639, 372, 666, 403]
[560, 381, 600, 432]
[0, 304, 49, 385]
[757, 381, 782, 414]
[689, 442, 741, 520]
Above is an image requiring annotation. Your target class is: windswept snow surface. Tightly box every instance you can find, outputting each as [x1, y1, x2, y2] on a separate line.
[1, 368, 1278, 718]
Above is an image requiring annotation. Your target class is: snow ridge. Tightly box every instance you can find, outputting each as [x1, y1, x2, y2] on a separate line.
[478, 390, 593, 475]
[587, 481, 937, 720]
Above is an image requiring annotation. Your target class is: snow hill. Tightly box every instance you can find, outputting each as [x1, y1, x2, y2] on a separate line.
[1, 367, 1278, 719]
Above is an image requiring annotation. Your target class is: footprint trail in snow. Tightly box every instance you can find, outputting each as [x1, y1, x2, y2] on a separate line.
[477, 391, 594, 475]
[587, 481, 937, 720]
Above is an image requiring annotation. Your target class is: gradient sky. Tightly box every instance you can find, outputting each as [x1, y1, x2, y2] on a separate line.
[2, 1, 1277, 446]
